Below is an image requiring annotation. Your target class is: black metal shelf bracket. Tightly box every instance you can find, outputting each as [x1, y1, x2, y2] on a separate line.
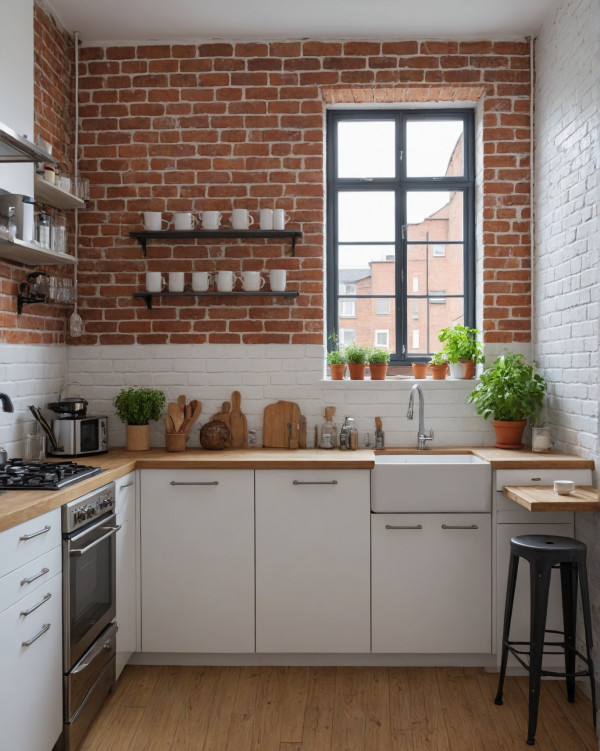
[133, 290, 300, 310]
[129, 229, 302, 257]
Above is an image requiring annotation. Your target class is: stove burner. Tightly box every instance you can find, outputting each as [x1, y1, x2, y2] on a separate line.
[0, 460, 102, 490]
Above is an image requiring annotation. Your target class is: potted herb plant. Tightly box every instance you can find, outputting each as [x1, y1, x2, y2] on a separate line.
[113, 387, 166, 451]
[326, 334, 347, 380]
[438, 324, 483, 379]
[368, 348, 390, 380]
[428, 351, 449, 380]
[343, 342, 370, 380]
[467, 353, 547, 449]
[411, 362, 428, 379]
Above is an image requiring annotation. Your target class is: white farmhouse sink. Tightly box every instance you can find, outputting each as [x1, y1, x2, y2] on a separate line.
[371, 453, 491, 513]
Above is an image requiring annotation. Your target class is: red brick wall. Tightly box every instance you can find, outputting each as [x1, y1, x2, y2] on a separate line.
[0, 2, 75, 345]
[71, 40, 531, 346]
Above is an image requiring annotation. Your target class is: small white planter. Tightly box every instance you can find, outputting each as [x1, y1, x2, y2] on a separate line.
[448, 361, 467, 379]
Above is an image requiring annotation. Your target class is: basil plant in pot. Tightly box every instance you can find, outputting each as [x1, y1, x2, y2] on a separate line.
[113, 387, 166, 451]
[343, 342, 370, 381]
[326, 333, 347, 380]
[438, 324, 483, 379]
[368, 347, 390, 380]
[467, 353, 547, 449]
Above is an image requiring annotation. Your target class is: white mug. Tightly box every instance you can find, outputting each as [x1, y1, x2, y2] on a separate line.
[173, 212, 197, 231]
[259, 208, 274, 230]
[146, 272, 166, 292]
[191, 271, 211, 292]
[168, 272, 185, 292]
[241, 271, 265, 292]
[143, 212, 168, 231]
[216, 270, 236, 292]
[269, 269, 286, 292]
[201, 211, 222, 230]
[554, 480, 575, 495]
[231, 208, 254, 230]
[273, 209, 290, 230]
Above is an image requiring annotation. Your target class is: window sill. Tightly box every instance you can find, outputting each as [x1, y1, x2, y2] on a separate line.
[320, 377, 479, 388]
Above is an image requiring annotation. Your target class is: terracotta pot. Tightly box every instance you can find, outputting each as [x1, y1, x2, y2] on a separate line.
[165, 432, 187, 452]
[347, 363, 367, 380]
[329, 363, 346, 380]
[369, 362, 388, 380]
[429, 363, 448, 380]
[492, 419, 527, 449]
[411, 362, 428, 379]
[126, 424, 150, 451]
[460, 358, 476, 379]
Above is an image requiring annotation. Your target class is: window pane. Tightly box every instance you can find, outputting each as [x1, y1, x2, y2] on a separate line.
[407, 243, 464, 296]
[406, 120, 464, 177]
[337, 120, 395, 179]
[339, 297, 396, 353]
[338, 245, 396, 299]
[338, 192, 395, 242]
[406, 191, 463, 242]
[428, 298, 465, 350]
[405, 297, 428, 355]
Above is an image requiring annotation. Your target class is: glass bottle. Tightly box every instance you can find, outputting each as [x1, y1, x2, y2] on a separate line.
[36, 211, 52, 247]
[319, 406, 337, 449]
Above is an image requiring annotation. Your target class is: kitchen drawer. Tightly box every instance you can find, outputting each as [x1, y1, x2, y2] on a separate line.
[494, 468, 592, 492]
[115, 471, 136, 524]
[0, 545, 61, 614]
[0, 508, 61, 579]
[0, 571, 63, 751]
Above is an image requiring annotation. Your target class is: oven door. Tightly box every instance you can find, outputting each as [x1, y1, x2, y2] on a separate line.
[64, 512, 120, 671]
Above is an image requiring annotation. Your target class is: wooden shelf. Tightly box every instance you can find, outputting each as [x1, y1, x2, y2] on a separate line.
[0, 236, 75, 266]
[133, 290, 299, 310]
[34, 176, 86, 210]
[503, 485, 599, 512]
[129, 229, 302, 256]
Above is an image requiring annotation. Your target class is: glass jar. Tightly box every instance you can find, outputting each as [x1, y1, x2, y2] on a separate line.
[532, 426, 551, 453]
[52, 214, 67, 253]
[36, 211, 52, 247]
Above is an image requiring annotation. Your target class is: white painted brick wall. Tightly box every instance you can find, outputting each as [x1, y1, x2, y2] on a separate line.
[0, 344, 67, 457]
[67, 344, 495, 450]
[534, 0, 600, 725]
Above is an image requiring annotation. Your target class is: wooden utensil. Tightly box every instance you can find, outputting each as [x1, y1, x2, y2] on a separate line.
[178, 395, 187, 411]
[229, 390, 248, 449]
[168, 402, 184, 432]
[263, 400, 301, 449]
[181, 400, 203, 435]
[299, 415, 307, 449]
[164, 415, 176, 433]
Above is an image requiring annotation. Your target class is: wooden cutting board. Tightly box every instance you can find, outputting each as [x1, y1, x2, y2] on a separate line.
[210, 401, 232, 447]
[263, 400, 301, 449]
[229, 391, 248, 449]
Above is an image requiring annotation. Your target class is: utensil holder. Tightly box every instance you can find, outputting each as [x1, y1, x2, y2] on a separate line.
[165, 432, 187, 452]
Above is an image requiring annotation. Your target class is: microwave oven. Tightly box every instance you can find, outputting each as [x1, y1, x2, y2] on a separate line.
[49, 415, 108, 457]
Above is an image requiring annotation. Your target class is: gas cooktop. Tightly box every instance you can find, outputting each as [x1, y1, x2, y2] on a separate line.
[0, 459, 102, 490]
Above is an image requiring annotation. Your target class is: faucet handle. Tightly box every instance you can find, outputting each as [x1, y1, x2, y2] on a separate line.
[425, 429, 434, 440]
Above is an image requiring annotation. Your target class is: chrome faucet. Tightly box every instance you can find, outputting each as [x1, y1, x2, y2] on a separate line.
[407, 384, 433, 450]
[0, 393, 13, 412]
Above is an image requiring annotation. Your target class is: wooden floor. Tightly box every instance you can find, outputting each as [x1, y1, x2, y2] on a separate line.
[79, 665, 597, 751]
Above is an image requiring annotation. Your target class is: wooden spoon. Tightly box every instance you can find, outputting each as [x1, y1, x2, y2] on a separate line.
[181, 400, 203, 435]
[178, 394, 187, 411]
[168, 402, 184, 432]
[164, 415, 176, 433]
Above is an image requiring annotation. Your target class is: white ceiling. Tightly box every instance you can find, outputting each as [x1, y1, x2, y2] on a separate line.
[45, 0, 558, 43]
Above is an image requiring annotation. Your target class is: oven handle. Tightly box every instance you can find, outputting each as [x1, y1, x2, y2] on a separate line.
[69, 525, 121, 557]
[71, 626, 118, 674]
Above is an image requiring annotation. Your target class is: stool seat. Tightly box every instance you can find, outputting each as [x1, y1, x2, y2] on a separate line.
[495, 534, 596, 745]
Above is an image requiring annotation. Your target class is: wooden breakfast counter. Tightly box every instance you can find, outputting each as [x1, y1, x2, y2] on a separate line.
[503, 485, 599, 512]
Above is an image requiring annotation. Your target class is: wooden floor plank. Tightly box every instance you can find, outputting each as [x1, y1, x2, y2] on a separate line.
[76, 665, 596, 751]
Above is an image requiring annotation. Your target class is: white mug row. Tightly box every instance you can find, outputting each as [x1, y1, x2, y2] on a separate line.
[146, 269, 287, 293]
[143, 208, 291, 232]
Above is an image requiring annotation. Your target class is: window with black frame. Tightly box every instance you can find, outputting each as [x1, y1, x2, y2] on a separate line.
[326, 109, 475, 364]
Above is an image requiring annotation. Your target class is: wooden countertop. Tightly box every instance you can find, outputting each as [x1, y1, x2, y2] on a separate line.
[0, 446, 594, 533]
[503, 485, 600, 512]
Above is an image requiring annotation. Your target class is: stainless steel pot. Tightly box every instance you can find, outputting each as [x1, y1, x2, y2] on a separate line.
[48, 397, 88, 416]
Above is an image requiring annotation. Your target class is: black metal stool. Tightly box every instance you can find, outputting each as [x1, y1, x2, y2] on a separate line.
[495, 534, 597, 745]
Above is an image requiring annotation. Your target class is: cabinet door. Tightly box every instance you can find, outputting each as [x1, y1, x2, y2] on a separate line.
[141, 470, 254, 653]
[256, 470, 370, 653]
[372, 513, 492, 653]
[115, 472, 137, 678]
[0, 572, 62, 751]
[496, 521, 574, 669]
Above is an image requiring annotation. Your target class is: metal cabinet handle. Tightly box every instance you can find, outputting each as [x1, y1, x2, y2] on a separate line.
[22, 623, 51, 647]
[19, 525, 51, 541]
[385, 524, 423, 530]
[21, 567, 50, 586]
[293, 480, 338, 485]
[531, 477, 541, 482]
[120, 481, 134, 489]
[170, 481, 219, 486]
[72, 632, 117, 674]
[20, 592, 51, 616]
[441, 524, 479, 530]
[70, 525, 121, 557]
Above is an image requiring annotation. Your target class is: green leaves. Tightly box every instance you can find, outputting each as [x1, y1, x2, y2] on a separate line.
[343, 342, 370, 364]
[467, 353, 547, 422]
[113, 387, 166, 426]
[438, 325, 483, 364]
[368, 348, 390, 364]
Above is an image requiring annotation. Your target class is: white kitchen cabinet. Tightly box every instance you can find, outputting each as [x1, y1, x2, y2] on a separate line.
[115, 470, 137, 678]
[141, 469, 255, 653]
[371, 513, 492, 653]
[255, 469, 370, 653]
[0, 510, 62, 751]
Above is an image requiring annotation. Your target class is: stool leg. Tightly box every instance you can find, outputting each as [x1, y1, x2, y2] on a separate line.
[560, 562, 578, 702]
[495, 553, 519, 706]
[577, 558, 597, 728]
[527, 560, 552, 746]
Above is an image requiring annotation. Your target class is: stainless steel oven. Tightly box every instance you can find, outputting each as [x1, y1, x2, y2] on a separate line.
[62, 482, 119, 751]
